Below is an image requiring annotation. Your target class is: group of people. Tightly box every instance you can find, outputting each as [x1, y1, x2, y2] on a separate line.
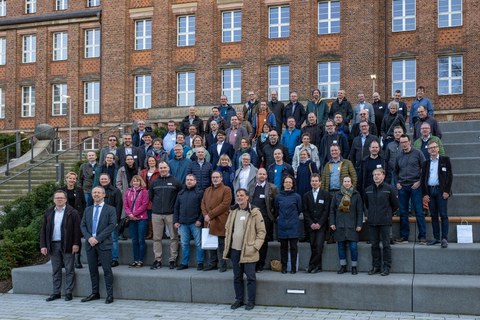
[39, 86, 452, 310]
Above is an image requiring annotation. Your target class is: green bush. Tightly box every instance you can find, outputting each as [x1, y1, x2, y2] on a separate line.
[0, 227, 39, 267]
[0, 133, 30, 166]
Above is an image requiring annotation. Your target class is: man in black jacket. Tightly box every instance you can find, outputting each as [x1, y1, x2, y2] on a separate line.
[303, 174, 330, 273]
[40, 190, 81, 302]
[365, 168, 399, 276]
[283, 91, 305, 129]
[329, 89, 353, 126]
[180, 106, 205, 137]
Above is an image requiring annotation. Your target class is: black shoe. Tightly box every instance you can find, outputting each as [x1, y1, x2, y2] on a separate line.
[203, 265, 218, 271]
[46, 294, 61, 302]
[351, 267, 358, 275]
[74, 253, 83, 269]
[230, 300, 244, 309]
[395, 237, 408, 243]
[176, 264, 188, 270]
[441, 239, 448, 248]
[337, 265, 347, 274]
[290, 269, 296, 274]
[81, 293, 100, 302]
[169, 261, 176, 269]
[105, 295, 114, 304]
[381, 268, 390, 276]
[111, 260, 119, 267]
[120, 235, 128, 241]
[74, 262, 83, 269]
[427, 239, 440, 246]
[245, 302, 255, 310]
[150, 260, 162, 270]
[197, 263, 204, 271]
[64, 293, 73, 301]
[281, 268, 287, 274]
[418, 238, 427, 245]
[390, 239, 395, 245]
[219, 265, 227, 272]
[310, 266, 321, 273]
[256, 265, 264, 273]
[368, 268, 381, 275]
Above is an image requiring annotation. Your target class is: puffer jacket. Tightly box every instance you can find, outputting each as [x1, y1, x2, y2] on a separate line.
[275, 190, 302, 239]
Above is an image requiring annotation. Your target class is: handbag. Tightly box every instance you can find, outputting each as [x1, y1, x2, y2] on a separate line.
[201, 227, 218, 250]
[457, 220, 473, 244]
[117, 189, 141, 233]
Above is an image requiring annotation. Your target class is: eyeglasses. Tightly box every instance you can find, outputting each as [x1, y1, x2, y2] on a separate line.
[109, 139, 117, 142]
[428, 146, 439, 149]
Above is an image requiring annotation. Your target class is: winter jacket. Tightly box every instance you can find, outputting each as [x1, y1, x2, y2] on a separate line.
[364, 182, 399, 226]
[173, 186, 204, 225]
[148, 175, 182, 214]
[275, 190, 302, 239]
[329, 190, 363, 241]
[124, 187, 149, 220]
[201, 182, 232, 237]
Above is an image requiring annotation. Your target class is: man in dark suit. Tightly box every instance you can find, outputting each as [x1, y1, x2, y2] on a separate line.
[208, 130, 234, 169]
[80, 186, 117, 304]
[40, 190, 82, 302]
[116, 134, 145, 169]
[421, 140, 453, 248]
[303, 174, 331, 273]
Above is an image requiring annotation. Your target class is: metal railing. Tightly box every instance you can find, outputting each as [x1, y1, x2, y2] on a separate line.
[0, 125, 122, 192]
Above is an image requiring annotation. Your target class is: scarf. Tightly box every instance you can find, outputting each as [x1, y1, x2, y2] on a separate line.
[125, 165, 137, 185]
[338, 186, 354, 213]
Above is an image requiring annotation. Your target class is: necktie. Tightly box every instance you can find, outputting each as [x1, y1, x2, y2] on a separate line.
[92, 205, 100, 235]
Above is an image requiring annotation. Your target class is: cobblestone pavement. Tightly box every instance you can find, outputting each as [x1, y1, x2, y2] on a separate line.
[0, 293, 478, 320]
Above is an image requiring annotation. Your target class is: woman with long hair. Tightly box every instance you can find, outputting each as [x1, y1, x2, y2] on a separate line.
[140, 156, 160, 239]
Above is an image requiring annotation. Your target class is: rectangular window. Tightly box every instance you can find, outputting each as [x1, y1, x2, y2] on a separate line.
[25, 0, 36, 14]
[438, 0, 462, 28]
[392, 59, 416, 97]
[269, 6, 290, 39]
[392, 0, 416, 32]
[177, 71, 195, 107]
[87, 0, 100, 7]
[56, 0, 68, 10]
[85, 28, 100, 58]
[134, 75, 151, 109]
[53, 32, 68, 61]
[0, 37, 5, 65]
[268, 65, 289, 101]
[318, 62, 340, 99]
[22, 35, 36, 63]
[438, 55, 462, 95]
[222, 68, 241, 104]
[0, 0, 6, 17]
[318, 1, 340, 34]
[222, 11, 242, 43]
[22, 86, 35, 117]
[83, 137, 99, 150]
[0, 88, 4, 119]
[177, 15, 195, 47]
[52, 84, 68, 116]
[135, 19, 152, 50]
[84, 81, 99, 114]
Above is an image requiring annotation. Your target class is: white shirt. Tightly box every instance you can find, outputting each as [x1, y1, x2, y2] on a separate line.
[52, 206, 66, 241]
[217, 142, 224, 155]
[239, 165, 251, 189]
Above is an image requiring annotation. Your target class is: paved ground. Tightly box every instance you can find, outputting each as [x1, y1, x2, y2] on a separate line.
[0, 293, 478, 320]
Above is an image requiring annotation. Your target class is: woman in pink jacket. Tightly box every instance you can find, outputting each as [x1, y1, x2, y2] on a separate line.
[124, 175, 149, 267]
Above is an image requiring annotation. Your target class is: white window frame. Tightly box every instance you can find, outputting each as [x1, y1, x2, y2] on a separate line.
[438, 0, 462, 28]
[0, 37, 6, 65]
[0, 0, 6, 17]
[56, 0, 68, 10]
[84, 28, 100, 58]
[269, 6, 290, 39]
[177, 15, 195, 47]
[53, 32, 68, 61]
[134, 74, 151, 109]
[135, 19, 152, 50]
[83, 137, 99, 150]
[177, 71, 195, 107]
[318, 1, 340, 35]
[438, 55, 463, 95]
[84, 81, 99, 114]
[392, 0, 416, 32]
[221, 68, 241, 104]
[22, 86, 35, 117]
[392, 59, 416, 97]
[25, 0, 36, 14]
[318, 61, 340, 99]
[0, 87, 4, 119]
[22, 35, 36, 63]
[87, 0, 100, 7]
[222, 11, 242, 43]
[268, 65, 289, 101]
[52, 84, 68, 116]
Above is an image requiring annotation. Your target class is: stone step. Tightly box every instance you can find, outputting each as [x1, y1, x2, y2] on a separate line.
[440, 120, 480, 133]
[448, 194, 480, 216]
[440, 131, 480, 144]
[450, 157, 479, 174]
[451, 174, 480, 194]
[443, 142, 480, 157]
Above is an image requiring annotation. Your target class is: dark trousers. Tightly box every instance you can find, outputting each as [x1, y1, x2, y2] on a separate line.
[50, 242, 75, 295]
[205, 236, 226, 268]
[231, 249, 256, 303]
[428, 186, 449, 240]
[85, 244, 113, 296]
[308, 229, 326, 269]
[368, 225, 391, 269]
[279, 238, 298, 271]
[257, 216, 273, 269]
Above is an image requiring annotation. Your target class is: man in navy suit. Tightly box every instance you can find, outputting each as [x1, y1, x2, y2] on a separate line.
[208, 130, 234, 169]
[80, 186, 117, 304]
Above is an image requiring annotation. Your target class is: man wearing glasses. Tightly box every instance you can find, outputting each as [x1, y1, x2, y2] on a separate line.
[99, 135, 119, 165]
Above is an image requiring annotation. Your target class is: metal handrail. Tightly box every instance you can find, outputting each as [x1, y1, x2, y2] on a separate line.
[0, 125, 58, 152]
[0, 125, 122, 192]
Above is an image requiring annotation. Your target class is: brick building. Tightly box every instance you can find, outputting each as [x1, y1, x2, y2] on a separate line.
[0, 0, 478, 147]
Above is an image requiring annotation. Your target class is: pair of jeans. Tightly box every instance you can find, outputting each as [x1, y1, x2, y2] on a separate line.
[368, 225, 391, 269]
[129, 219, 148, 262]
[428, 186, 449, 240]
[84, 192, 93, 207]
[337, 240, 358, 266]
[179, 223, 203, 266]
[231, 249, 256, 303]
[111, 229, 119, 261]
[398, 184, 426, 239]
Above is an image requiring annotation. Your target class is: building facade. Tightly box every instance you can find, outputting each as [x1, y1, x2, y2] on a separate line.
[0, 0, 478, 147]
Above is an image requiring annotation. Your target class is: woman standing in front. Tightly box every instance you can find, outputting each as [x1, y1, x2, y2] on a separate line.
[329, 176, 363, 275]
[275, 175, 302, 274]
